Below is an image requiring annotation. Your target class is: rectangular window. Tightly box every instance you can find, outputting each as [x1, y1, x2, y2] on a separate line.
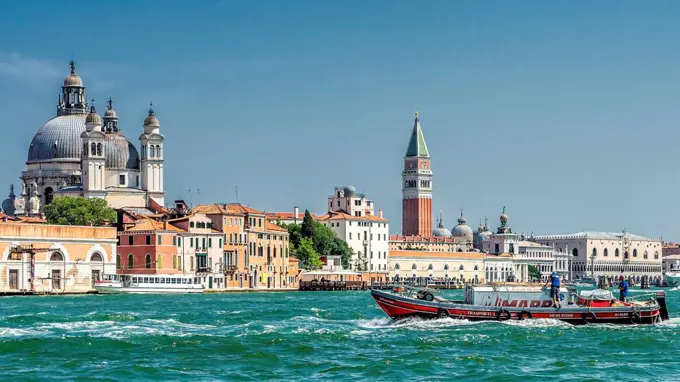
[219, 239, 222, 247]
[495, 244, 500, 253]
[145, 235, 151, 245]
[349, 232, 352, 240]
[173, 236, 176, 246]
[157, 235, 162, 245]
[202, 238, 206, 248]
[119, 174, 126, 186]
[258, 219, 262, 227]
[178, 237, 182, 247]
[190, 238, 194, 247]
[117, 236, 121, 246]
[209, 238, 212, 248]
[128, 236, 133, 245]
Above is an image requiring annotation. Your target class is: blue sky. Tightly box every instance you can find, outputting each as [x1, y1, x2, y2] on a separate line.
[1, 1, 679, 239]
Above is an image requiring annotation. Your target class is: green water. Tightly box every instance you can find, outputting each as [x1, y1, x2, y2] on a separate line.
[1, 289, 679, 381]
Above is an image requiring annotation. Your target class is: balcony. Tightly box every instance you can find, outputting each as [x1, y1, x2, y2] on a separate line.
[196, 267, 212, 274]
[224, 265, 238, 275]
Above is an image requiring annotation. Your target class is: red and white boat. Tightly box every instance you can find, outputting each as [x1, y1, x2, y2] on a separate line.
[371, 284, 669, 325]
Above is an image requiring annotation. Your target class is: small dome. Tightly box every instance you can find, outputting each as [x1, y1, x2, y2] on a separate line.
[433, 214, 451, 237]
[63, 61, 83, 87]
[104, 98, 117, 119]
[143, 104, 160, 128]
[500, 206, 509, 225]
[451, 208, 473, 241]
[85, 104, 102, 126]
[105, 133, 140, 170]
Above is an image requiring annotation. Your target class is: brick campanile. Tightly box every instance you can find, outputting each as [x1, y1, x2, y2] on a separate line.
[401, 112, 432, 236]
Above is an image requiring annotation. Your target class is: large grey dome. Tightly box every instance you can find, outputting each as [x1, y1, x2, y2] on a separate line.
[105, 133, 140, 170]
[27, 115, 87, 163]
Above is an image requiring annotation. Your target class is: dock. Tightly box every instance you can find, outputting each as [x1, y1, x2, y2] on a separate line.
[299, 280, 367, 291]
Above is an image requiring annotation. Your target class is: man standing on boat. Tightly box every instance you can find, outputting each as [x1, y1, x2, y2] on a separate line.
[618, 276, 629, 302]
[545, 271, 562, 308]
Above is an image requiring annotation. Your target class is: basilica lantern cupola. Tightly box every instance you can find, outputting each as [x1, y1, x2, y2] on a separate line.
[103, 98, 119, 133]
[139, 102, 165, 206]
[58, 61, 87, 116]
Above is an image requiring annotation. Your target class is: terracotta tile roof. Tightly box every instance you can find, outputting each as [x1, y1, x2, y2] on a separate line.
[16, 216, 46, 224]
[167, 214, 194, 223]
[289, 258, 299, 263]
[389, 250, 485, 260]
[226, 203, 263, 215]
[316, 210, 387, 223]
[266, 221, 288, 232]
[124, 217, 185, 233]
[265, 212, 317, 221]
[193, 204, 232, 215]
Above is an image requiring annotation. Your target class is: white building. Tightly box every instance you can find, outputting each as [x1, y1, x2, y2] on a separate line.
[533, 230, 663, 283]
[317, 210, 389, 272]
[10, 61, 165, 217]
[328, 186, 375, 217]
[484, 207, 558, 282]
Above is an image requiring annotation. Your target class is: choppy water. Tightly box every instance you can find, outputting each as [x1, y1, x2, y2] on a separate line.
[1, 289, 679, 381]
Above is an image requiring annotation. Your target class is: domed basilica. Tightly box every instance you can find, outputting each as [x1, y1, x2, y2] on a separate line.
[7, 61, 166, 216]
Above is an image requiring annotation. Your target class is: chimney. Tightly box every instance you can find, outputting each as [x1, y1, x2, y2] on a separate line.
[294, 206, 299, 224]
[378, 209, 383, 219]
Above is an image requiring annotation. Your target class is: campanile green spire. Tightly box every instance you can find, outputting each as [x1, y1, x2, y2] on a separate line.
[405, 111, 430, 158]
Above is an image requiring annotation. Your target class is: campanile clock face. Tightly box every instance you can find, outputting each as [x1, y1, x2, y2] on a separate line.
[421, 162, 426, 168]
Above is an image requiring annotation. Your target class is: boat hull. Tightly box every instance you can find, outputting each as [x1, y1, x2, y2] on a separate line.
[95, 285, 203, 294]
[665, 273, 680, 287]
[371, 289, 662, 325]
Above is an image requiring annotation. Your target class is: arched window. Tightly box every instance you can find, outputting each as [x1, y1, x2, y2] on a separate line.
[177, 257, 182, 270]
[604, 248, 609, 257]
[128, 254, 134, 269]
[96, 143, 102, 156]
[592, 248, 597, 257]
[91, 142, 96, 155]
[145, 254, 151, 269]
[156, 145, 161, 158]
[158, 255, 162, 268]
[172, 255, 177, 269]
[427, 264, 433, 270]
[444, 264, 449, 270]
[655, 251, 659, 260]
[459, 264, 464, 271]
[643, 250, 648, 259]
[91, 252, 103, 262]
[411, 263, 417, 270]
[572, 248, 578, 257]
[395, 263, 400, 270]
[44, 187, 54, 205]
[633, 249, 638, 258]
[116, 255, 121, 269]
[50, 252, 64, 261]
[150, 145, 155, 158]
[474, 265, 479, 271]
[615, 248, 620, 257]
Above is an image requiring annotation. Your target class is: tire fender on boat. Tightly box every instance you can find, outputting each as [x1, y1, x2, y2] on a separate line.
[437, 308, 450, 319]
[629, 311, 642, 324]
[496, 309, 511, 321]
[518, 310, 532, 320]
[582, 312, 596, 323]
[424, 292, 434, 302]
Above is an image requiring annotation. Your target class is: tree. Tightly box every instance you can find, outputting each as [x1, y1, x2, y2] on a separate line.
[281, 219, 354, 270]
[295, 237, 323, 270]
[44, 197, 116, 226]
[528, 265, 542, 282]
[301, 209, 315, 239]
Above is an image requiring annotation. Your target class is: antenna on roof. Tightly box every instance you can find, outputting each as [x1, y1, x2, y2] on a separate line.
[235, 185, 239, 203]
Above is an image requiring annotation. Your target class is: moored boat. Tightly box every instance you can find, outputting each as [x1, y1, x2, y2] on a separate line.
[665, 261, 680, 287]
[371, 284, 669, 325]
[95, 274, 204, 294]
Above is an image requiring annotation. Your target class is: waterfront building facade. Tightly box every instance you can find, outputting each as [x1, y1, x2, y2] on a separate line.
[328, 186, 375, 217]
[13, 61, 165, 217]
[662, 242, 680, 257]
[533, 230, 663, 282]
[316, 210, 389, 272]
[195, 203, 298, 289]
[388, 250, 485, 283]
[0, 222, 116, 293]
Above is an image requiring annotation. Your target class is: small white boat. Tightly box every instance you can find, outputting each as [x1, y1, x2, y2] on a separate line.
[571, 276, 597, 287]
[95, 274, 204, 294]
[665, 261, 680, 287]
